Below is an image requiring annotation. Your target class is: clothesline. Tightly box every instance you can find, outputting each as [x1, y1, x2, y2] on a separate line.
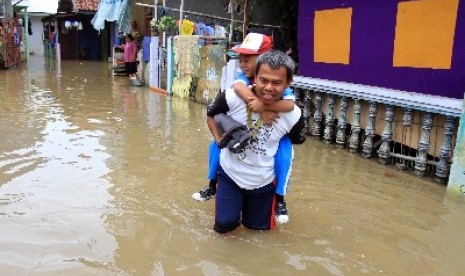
[134, 2, 280, 29]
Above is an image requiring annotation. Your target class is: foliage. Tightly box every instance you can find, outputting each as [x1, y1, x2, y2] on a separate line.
[157, 15, 176, 32]
[234, 25, 243, 33]
[151, 16, 176, 33]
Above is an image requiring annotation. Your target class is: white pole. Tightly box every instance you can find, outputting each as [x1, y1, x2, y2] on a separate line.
[167, 36, 172, 94]
[55, 19, 61, 77]
[24, 8, 30, 69]
[228, 0, 234, 43]
[24, 7, 31, 92]
[56, 43, 62, 77]
[179, 0, 184, 35]
[154, 0, 158, 19]
[162, 0, 166, 47]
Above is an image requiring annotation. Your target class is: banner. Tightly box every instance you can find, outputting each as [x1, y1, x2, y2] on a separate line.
[91, 0, 128, 31]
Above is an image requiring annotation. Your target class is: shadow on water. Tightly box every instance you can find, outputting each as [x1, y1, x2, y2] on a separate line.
[0, 56, 464, 275]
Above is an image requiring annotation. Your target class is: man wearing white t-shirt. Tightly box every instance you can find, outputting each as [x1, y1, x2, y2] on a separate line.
[206, 50, 306, 233]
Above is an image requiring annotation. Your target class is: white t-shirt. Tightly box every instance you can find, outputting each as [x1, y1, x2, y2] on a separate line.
[219, 89, 302, 190]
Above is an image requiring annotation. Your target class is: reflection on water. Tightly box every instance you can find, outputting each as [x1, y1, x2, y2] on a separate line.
[0, 57, 464, 275]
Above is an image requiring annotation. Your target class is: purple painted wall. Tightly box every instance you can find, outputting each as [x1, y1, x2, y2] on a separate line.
[298, 0, 465, 99]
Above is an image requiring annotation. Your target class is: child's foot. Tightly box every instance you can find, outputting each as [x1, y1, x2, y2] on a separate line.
[192, 186, 216, 201]
[276, 201, 289, 224]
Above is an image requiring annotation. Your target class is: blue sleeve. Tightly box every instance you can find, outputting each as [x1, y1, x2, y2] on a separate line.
[232, 71, 250, 87]
[281, 87, 295, 101]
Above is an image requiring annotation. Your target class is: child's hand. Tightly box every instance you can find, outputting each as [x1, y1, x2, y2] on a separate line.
[261, 111, 279, 125]
[248, 97, 265, 113]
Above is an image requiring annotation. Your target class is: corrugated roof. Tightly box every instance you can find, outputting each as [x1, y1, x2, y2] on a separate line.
[74, 0, 100, 11]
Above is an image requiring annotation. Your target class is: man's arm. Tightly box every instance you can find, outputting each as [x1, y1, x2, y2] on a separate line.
[287, 112, 306, 144]
[207, 117, 222, 144]
[206, 92, 229, 144]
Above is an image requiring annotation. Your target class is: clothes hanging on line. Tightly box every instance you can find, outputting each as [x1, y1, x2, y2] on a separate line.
[180, 19, 195, 35]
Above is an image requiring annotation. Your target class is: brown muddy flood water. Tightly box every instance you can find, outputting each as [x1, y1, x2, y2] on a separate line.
[1, 57, 464, 275]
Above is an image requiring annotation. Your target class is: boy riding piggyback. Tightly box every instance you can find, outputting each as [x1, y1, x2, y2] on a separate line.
[192, 33, 297, 224]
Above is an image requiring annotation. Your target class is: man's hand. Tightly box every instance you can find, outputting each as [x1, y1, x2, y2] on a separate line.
[215, 133, 226, 145]
[248, 97, 265, 113]
[261, 111, 279, 125]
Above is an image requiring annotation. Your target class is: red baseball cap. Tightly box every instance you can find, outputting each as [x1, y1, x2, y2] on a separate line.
[232, 33, 273, 55]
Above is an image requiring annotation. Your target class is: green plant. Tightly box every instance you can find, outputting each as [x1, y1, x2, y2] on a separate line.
[157, 16, 176, 32]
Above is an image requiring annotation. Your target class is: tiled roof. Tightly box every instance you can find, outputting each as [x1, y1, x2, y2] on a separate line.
[75, 0, 100, 11]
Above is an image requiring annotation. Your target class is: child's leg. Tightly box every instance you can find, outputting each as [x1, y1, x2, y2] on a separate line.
[274, 135, 293, 224]
[274, 135, 294, 199]
[207, 141, 221, 185]
[192, 140, 220, 201]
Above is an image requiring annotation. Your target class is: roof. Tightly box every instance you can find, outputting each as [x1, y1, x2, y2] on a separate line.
[74, 0, 100, 11]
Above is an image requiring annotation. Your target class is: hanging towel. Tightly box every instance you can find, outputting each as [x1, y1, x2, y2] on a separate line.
[91, 0, 129, 31]
[142, 36, 151, 62]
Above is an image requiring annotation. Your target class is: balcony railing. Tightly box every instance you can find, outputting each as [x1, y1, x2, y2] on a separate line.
[292, 76, 462, 183]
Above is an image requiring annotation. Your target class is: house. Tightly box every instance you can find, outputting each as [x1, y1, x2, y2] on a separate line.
[19, 0, 58, 56]
[42, 0, 108, 60]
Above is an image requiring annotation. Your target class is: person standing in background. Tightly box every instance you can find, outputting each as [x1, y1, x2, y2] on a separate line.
[122, 34, 138, 80]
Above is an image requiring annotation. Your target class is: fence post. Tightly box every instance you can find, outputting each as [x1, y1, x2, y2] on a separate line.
[323, 95, 336, 143]
[447, 94, 465, 196]
[312, 92, 323, 139]
[414, 113, 433, 176]
[336, 96, 348, 148]
[378, 105, 395, 164]
[362, 101, 378, 158]
[349, 99, 362, 153]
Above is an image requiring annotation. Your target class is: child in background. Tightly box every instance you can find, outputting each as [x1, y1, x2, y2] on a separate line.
[122, 34, 138, 80]
[192, 33, 296, 223]
[115, 32, 124, 46]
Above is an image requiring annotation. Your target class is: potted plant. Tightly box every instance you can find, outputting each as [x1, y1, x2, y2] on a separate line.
[234, 26, 243, 42]
[150, 18, 159, 36]
[157, 16, 176, 35]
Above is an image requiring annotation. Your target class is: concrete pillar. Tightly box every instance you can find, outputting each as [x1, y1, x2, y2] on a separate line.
[447, 94, 465, 196]
[4, 0, 13, 18]
[149, 36, 160, 89]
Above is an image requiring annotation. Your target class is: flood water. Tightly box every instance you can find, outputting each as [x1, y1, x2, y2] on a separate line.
[1, 57, 464, 275]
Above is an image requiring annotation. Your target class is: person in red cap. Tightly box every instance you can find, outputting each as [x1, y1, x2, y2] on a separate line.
[192, 33, 297, 224]
[208, 50, 305, 233]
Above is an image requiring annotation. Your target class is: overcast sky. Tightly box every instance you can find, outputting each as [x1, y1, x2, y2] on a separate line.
[14, 0, 59, 13]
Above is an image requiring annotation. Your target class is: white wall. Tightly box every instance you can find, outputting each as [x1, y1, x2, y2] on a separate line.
[28, 15, 45, 56]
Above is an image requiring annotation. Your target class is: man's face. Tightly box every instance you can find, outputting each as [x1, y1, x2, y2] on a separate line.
[238, 54, 259, 78]
[255, 64, 291, 105]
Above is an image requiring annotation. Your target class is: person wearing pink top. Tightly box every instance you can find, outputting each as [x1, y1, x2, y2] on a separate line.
[122, 34, 138, 79]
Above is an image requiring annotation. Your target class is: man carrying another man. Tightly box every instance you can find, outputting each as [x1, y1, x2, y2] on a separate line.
[207, 50, 306, 234]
